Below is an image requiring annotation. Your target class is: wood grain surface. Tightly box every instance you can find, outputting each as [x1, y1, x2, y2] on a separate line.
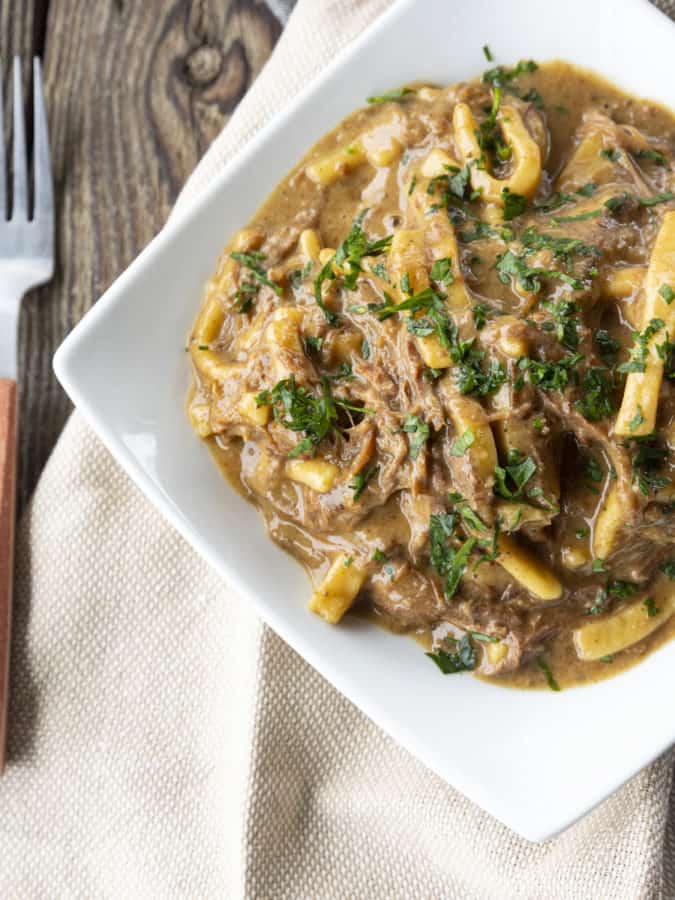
[0, 0, 282, 511]
[0, 378, 17, 772]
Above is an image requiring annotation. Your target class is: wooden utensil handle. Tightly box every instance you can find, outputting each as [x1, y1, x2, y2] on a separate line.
[0, 379, 17, 773]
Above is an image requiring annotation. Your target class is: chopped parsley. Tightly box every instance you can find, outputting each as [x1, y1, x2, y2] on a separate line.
[367, 87, 415, 104]
[521, 87, 544, 108]
[350, 464, 379, 501]
[477, 85, 511, 163]
[588, 579, 639, 616]
[632, 438, 670, 496]
[660, 559, 675, 579]
[403, 414, 431, 461]
[534, 191, 576, 212]
[376, 287, 441, 320]
[482, 59, 538, 89]
[230, 251, 283, 299]
[313, 212, 393, 323]
[591, 558, 606, 573]
[290, 260, 312, 290]
[372, 548, 388, 563]
[542, 299, 579, 351]
[520, 226, 600, 264]
[256, 376, 370, 458]
[305, 335, 323, 356]
[644, 597, 659, 618]
[583, 455, 604, 483]
[617, 318, 665, 374]
[659, 284, 674, 304]
[469, 630, 499, 643]
[517, 354, 583, 392]
[450, 428, 476, 457]
[496, 249, 583, 293]
[537, 657, 560, 692]
[430, 257, 454, 286]
[577, 182, 597, 198]
[426, 635, 476, 674]
[482, 44, 494, 62]
[550, 208, 603, 224]
[595, 329, 621, 366]
[629, 405, 645, 433]
[429, 513, 476, 600]
[634, 148, 667, 166]
[501, 187, 527, 220]
[600, 147, 621, 162]
[576, 368, 615, 421]
[494, 452, 537, 500]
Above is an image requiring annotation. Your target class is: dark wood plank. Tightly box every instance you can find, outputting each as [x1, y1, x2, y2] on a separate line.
[3, 0, 281, 510]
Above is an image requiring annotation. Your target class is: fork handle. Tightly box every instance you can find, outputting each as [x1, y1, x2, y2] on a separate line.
[0, 379, 16, 773]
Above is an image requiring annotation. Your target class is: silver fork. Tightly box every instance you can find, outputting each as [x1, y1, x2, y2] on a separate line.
[0, 57, 54, 773]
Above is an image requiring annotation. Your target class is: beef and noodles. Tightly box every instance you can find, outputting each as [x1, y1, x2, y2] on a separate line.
[187, 58, 675, 690]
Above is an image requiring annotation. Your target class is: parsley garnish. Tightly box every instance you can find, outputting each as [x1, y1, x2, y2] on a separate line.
[634, 148, 667, 166]
[518, 354, 583, 392]
[537, 657, 560, 692]
[629, 405, 645, 433]
[588, 580, 639, 616]
[534, 192, 576, 212]
[659, 284, 674, 304]
[644, 597, 659, 618]
[577, 182, 597, 198]
[494, 452, 537, 499]
[496, 249, 583, 293]
[305, 335, 323, 356]
[583, 455, 604, 483]
[231, 251, 283, 298]
[430, 257, 454, 286]
[426, 635, 476, 674]
[429, 514, 476, 600]
[376, 287, 440, 320]
[542, 299, 579, 351]
[501, 187, 527, 220]
[313, 212, 393, 323]
[482, 44, 494, 62]
[600, 147, 621, 162]
[595, 329, 621, 366]
[367, 87, 414, 104]
[576, 368, 615, 421]
[350, 464, 379, 501]
[372, 548, 388, 563]
[403, 414, 431, 461]
[660, 560, 675, 579]
[482, 59, 538, 88]
[450, 428, 476, 457]
[257, 376, 370, 458]
[632, 438, 670, 496]
[550, 209, 603, 224]
[617, 318, 665, 374]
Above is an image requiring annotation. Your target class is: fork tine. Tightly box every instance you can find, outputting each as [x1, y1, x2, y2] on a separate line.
[0, 64, 6, 219]
[32, 57, 52, 223]
[11, 57, 27, 219]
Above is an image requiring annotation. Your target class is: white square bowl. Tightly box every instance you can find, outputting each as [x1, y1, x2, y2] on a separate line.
[54, 0, 675, 841]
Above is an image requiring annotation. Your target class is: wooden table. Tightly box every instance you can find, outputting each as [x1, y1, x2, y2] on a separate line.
[1, 1, 282, 512]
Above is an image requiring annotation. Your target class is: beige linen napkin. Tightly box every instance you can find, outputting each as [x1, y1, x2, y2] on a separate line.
[3, 1, 675, 897]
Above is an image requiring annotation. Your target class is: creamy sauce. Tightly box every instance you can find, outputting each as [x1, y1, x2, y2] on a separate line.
[191, 60, 675, 690]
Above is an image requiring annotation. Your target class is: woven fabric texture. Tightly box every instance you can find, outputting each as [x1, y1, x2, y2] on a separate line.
[2, 1, 675, 897]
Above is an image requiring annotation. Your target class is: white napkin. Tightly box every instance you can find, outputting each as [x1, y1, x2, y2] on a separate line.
[3, 1, 675, 896]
